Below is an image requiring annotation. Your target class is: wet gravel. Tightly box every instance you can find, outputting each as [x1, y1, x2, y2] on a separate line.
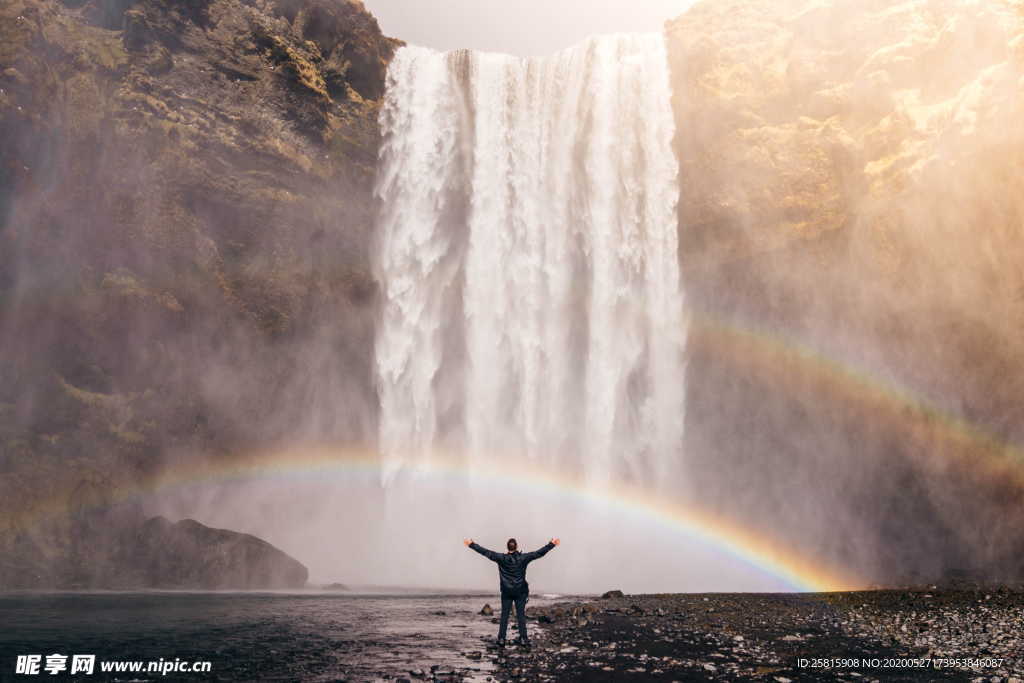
[477, 590, 1024, 682]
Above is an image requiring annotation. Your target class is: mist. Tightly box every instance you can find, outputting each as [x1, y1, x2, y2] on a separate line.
[147, 471, 795, 593]
[3, 0, 1024, 595]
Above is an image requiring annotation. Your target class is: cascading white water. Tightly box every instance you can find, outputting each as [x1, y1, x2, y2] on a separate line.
[375, 34, 686, 488]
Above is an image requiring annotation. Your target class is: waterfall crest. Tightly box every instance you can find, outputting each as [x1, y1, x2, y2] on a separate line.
[374, 35, 686, 486]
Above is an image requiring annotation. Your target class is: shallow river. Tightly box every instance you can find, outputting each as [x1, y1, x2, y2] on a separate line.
[0, 591, 567, 681]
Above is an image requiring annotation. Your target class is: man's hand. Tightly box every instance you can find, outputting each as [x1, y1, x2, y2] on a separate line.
[464, 538, 473, 547]
[550, 538, 560, 546]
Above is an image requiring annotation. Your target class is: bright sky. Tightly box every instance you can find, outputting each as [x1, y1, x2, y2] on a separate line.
[362, 0, 696, 56]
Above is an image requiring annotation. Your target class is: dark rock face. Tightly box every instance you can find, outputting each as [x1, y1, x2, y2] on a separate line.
[0, 0, 396, 587]
[132, 516, 308, 589]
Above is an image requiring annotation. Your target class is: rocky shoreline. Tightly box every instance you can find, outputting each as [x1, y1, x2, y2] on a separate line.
[458, 590, 1024, 682]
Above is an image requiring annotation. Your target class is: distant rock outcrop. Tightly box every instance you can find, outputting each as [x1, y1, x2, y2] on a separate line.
[323, 582, 350, 591]
[0, 511, 308, 589]
[132, 517, 308, 589]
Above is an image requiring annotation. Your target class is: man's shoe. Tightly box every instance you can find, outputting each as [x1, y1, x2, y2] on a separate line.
[496, 638, 506, 648]
[517, 638, 531, 650]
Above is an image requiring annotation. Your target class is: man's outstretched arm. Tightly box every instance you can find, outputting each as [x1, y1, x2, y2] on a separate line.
[523, 538, 560, 562]
[464, 538, 503, 562]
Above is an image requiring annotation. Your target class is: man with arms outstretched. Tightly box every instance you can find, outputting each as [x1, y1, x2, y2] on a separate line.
[464, 536, 560, 648]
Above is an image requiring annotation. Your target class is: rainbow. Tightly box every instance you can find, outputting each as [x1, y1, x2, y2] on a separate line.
[5, 445, 861, 592]
[21, 312, 1023, 594]
[10, 311, 1024, 593]
[50, 445, 860, 593]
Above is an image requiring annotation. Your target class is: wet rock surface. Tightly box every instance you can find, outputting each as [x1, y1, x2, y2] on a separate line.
[482, 591, 1024, 681]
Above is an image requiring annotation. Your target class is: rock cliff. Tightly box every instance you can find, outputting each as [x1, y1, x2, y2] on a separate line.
[669, 0, 1024, 583]
[0, 0, 396, 587]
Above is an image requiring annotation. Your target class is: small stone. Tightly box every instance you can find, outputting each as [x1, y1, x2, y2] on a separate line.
[480, 603, 494, 616]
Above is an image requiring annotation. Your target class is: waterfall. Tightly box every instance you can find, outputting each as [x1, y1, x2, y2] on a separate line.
[374, 35, 686, 487]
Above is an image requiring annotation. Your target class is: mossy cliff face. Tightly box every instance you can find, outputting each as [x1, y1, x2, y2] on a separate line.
[0, 0, 397, 587]
[668, 0, 1024, 584]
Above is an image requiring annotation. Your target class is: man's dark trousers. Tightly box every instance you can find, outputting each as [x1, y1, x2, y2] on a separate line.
[498, 589, 528, 643]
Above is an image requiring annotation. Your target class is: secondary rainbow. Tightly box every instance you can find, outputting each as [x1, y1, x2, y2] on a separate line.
[692, 312, 1024, 490]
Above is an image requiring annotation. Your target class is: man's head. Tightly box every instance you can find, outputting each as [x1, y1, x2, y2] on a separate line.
[506, 538, 518, 553]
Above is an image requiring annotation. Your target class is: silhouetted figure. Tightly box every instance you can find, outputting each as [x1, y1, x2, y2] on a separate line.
[464, 536, 559, 648]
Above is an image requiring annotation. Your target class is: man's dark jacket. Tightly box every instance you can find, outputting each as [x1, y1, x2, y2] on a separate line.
[470, 542, 555, 595]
